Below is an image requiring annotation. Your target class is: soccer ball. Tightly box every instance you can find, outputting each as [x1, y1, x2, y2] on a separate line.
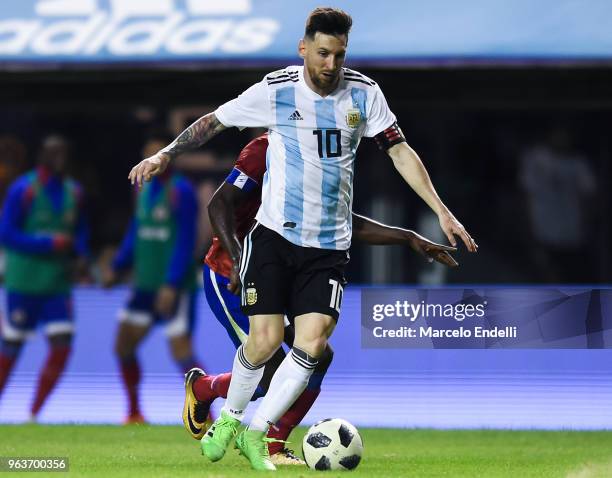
[302, 418, 363, 471]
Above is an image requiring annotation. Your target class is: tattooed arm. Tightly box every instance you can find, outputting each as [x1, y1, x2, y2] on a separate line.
[128, 113, 226, 187]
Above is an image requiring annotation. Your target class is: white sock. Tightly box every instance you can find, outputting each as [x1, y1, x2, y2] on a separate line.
[222, 344, 265, 421]
[248, 347, 318, 432]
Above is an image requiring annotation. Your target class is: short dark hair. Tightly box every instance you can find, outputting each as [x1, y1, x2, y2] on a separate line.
[304, 7, 352, 40]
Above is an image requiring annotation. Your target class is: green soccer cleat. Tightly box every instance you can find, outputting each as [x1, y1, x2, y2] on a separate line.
[200, 411, 240, 462]
[235, 429, 280, 471]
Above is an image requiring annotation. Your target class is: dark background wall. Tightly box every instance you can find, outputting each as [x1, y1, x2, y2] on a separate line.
[1, 66, 610, 284]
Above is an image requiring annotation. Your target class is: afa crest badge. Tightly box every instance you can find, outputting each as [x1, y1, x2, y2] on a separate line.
[346, 108, 361, 129]
[246, 287, 258, 305]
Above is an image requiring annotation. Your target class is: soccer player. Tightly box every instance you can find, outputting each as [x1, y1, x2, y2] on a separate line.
[0, 135, 90, 421]
[103, 133, 204, 424]
[129, 7, 477, 470]
[182, 133, 457, 465]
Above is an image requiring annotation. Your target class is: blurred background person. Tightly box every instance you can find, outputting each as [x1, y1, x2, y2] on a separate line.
[102, 132, 206, 424]
[519, 125, 597, 283]
[0, 134, 90, 421]
[0, 135, 28, 282]
[0, 135, 27, 204]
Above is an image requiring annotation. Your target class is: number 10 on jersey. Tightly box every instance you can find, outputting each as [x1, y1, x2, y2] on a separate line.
[313, 129, 342, 158]
[328, 279, 343, 313]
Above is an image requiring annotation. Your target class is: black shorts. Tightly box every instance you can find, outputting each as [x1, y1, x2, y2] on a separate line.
[239, 224, 349, 320]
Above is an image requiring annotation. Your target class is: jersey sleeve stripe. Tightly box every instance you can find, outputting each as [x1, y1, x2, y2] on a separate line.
[266, 72, 299, 84]
[345, 77, 375, 86]
[268, 77, 299, 85]
[225, 168, 258, 192]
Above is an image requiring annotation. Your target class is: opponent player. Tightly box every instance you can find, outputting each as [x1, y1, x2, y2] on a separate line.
[103, 133, 204, 424]
[129, 7, 477, 470]
[182, 133, 458, 465]
[0, 135, 90, 420]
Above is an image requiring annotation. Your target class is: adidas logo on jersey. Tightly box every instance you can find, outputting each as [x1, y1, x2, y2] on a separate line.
[288, 110, 303, 120]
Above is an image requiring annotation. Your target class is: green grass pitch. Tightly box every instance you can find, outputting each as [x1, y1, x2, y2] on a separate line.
[1, 425, 612, 477]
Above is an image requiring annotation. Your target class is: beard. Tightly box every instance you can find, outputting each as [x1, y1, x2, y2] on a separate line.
[309, 68, 338, 90]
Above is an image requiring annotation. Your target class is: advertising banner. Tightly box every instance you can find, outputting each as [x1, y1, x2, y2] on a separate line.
[0, 0, 610, 66]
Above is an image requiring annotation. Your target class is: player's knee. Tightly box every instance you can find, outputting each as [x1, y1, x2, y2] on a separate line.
[48, 340, 71, 367]
[295, 336, 328, 359]
[170, 349, 191, 363]
[114, 333, 135, 359]
[1, 339, 24, 358]
[169, 335, 192, 361]
[249, 322, 284, 349]
[48, 333, 72, 348]
[311, 337, 328, 357]
[244, 334, 282, 365]
[246, 334, 281, 359]
[315, 344, 334, 374]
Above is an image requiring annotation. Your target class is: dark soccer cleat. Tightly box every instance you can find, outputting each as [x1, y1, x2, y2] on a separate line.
[182, 368, 213, 440]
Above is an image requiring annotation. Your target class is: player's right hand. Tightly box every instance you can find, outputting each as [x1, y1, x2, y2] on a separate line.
[438, 211, 478, 252]
[128, 152, 171, 188]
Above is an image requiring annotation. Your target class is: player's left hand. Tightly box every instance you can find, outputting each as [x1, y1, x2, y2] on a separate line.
[408, 232, 459, 267]
[438, 211, 478, 252]
[128, 152, 171, 188]
[155, 285, 178, 317]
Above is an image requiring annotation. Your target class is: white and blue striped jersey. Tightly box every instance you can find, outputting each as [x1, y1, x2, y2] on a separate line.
[215, 65, 396, 250]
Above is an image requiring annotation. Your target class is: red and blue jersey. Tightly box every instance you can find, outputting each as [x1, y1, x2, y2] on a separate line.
[0, 167, 89, 295]
[205, 134, 268, 278]
[0, 166, 88, 257]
